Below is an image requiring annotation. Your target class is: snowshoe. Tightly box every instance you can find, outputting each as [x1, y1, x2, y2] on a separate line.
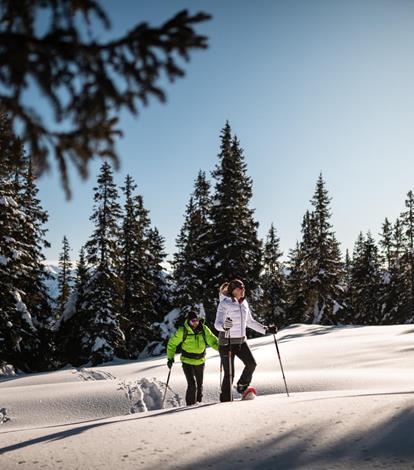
[241, 386, 256, 400]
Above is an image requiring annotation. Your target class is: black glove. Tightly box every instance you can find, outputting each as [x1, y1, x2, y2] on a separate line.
[223, 317, 233, 330]
[167, 359, 174, 369]
[266, 325, 278, 334]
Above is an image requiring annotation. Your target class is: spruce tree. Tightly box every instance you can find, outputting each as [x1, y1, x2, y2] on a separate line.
[56, 247, 90, 365]
[81, 162, 125, 365]
[209, 123, 262, 315]
[257, 224, 287, 327]
[400, 191, 414, 322]
[173, 171, 213, 322]
[379, 218, 393, 270]
[120, 175, 159, 356]
[350, 232, 383, 324]
[299, 174, 344, 324]
[381, 219, 409, 324]
[11, 158, 56, 370]
[146, 227, 171, 323]
[0, 111, 42, 371]
[285, 242, 308, 325]
[339, 249, 355, 324]
[56, 236, 73, 320]
[18, 159, 53, 329]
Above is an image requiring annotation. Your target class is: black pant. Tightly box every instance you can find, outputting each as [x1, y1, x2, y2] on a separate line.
[219, 342, 257, 402]
[182, 363, 205, 405]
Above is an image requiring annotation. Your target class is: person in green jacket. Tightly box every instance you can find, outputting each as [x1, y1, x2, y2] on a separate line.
[167, 311, 219, 406]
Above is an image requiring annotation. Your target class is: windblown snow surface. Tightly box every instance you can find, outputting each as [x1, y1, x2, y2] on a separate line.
[2, 324, 414, 469]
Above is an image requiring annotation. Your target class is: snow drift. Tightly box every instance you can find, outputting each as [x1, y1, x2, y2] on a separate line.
[1, 324, 414, 469]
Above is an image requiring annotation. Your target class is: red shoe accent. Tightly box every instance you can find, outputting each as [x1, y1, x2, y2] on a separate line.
[242, 386, 256, 400]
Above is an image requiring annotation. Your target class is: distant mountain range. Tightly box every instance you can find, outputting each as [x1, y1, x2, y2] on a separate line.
[43, 264, 76, 304]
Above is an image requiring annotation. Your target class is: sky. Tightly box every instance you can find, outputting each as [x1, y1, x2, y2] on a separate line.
[36, 0, 414, 264]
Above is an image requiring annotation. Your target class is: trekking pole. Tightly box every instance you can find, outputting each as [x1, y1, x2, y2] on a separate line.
[228, 325, 233, 402]
[273, 333, 289, 397]
[161, 365, 172, 408]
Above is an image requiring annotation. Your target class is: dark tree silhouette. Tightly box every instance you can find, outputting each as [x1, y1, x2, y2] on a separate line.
[0, 0, 211, 196]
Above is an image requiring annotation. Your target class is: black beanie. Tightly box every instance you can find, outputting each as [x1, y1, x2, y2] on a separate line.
[187, 311, 198, 321]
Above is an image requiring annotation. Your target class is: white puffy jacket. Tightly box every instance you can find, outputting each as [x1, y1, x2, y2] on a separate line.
[214, 296, 266, 339]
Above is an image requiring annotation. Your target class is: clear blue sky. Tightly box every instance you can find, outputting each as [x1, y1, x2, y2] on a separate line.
[37, 0, 414, 264]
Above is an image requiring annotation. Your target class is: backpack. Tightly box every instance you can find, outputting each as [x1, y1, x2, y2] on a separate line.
[176, 323, 207, 354]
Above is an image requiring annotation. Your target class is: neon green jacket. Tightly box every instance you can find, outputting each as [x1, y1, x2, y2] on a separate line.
[167, 320, 219, 365]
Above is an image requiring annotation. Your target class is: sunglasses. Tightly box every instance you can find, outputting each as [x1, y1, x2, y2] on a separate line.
[189, 318, 199, 323]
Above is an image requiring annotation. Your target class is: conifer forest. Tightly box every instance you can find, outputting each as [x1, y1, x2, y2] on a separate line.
[2, 114, 414, 373]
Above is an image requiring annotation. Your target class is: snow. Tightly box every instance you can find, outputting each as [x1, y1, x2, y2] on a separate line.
[153, 308, 181, 340]
[13, 291, 36, 331]
[0, 255, 8, 265]
[0, 196, 17, 207]
[2, 324, 414, 468]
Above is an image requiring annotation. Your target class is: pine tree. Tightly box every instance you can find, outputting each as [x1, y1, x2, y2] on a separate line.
[339, 249, 355, 324]
[300, 174, 344, 324]
[379, 218, 393, 270]
[147, 227, 171, 322]
[173, 171, 213, 322]
[12, 157, 56, 370]
[0, 111, 41, 371]
[80, 162, 125, 365]
[400, 191, 414, 322]
[208, 123, 262, 315]
[350, 232, 383, 324]
[56, 246, 91, 365]
[18, 159, 53, 330]
[56, 236, 73, 319]
[381, 219, 409, 323]
[285, 242, 308, 325]
[257, 224, 287, 327]
[120, 175, 160, 356]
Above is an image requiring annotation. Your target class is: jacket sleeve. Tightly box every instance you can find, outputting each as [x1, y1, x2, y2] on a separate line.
[246, 302, 267, 334]
[214, 300, 228, 332]
[203, 325, 219, 351]
[166, 327, 185, 360]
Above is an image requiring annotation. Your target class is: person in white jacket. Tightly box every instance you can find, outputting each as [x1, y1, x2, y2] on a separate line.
[215, 279, 277, 402]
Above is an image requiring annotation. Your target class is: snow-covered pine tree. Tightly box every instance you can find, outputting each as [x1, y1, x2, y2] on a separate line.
[18, 159, 53, 328]
[0, 111, 41, 372]
[399, 190, 414, 322]
[379, 218, 403, 323]
[285, 211, 317, 324]
[338, 249, 355, 324]
[173, 171, 213, 322]
[350, 232, 383, 324]
[285, 242, 308, 325]
[56, 236, 73, 320]
[146, 227, 171, 322]
[209, 122, 262, 313]
[382, 219, 410, 323]
[379, 218, 393, 271]
[14, 157, 56, 370]
[300, 174, 344, 324]
[120, 175, 167, 356]
[56, 246, 91, 365]
[257, 224, 287, 327]
[81, 162, 125, 365]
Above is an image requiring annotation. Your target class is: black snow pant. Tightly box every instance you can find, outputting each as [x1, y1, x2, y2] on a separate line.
[182, 363, 205, 405]
[219, 341, 257, 402]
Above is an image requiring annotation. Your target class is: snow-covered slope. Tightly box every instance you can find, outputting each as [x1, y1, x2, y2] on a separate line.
[1, 324, 414, 469]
